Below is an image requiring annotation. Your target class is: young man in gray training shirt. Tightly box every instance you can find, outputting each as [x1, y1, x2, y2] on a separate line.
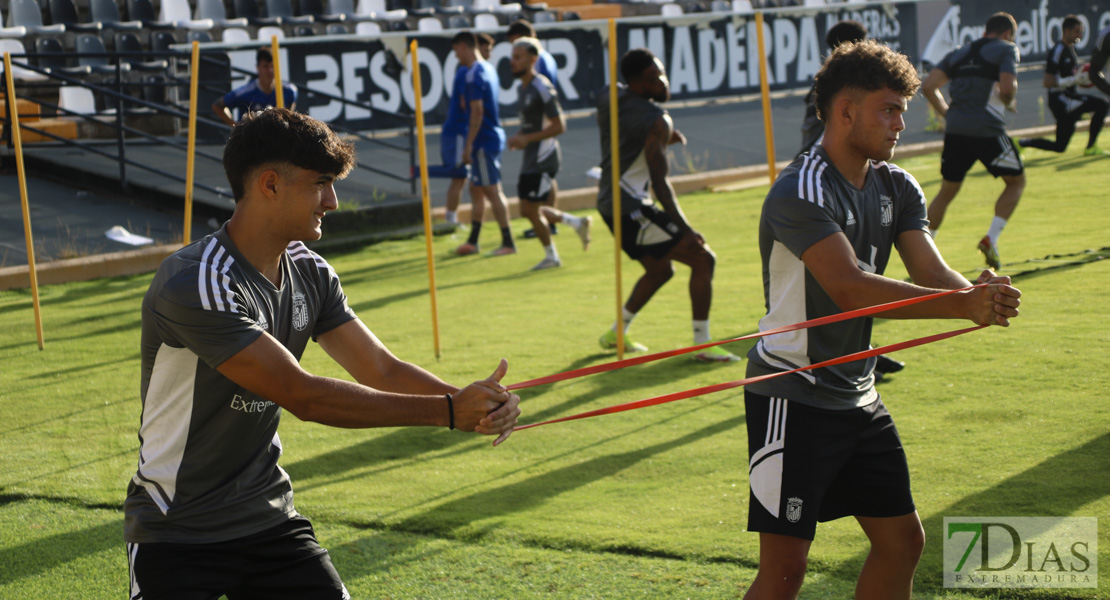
[125, 108, 521, 599]
[744, 40, 1021, 600]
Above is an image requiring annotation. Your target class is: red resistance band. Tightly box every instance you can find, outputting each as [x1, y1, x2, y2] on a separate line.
[510, 284, 987, 432]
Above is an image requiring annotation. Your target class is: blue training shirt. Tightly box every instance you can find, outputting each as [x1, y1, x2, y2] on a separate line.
[538, 49, 559, 91]
[465, 59, 505, 151]
[222, 80, 298, 121]
[443, 65, 469, 137]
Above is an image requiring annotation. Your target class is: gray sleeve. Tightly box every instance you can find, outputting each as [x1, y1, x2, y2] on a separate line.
[311, 261, 357, 340]
[991, 41, 1019, 73]
[543, 83, 563, 121]
[763, 195, 842, 259]
[149, 274, 264, 369]
[895, 172, 930, 235]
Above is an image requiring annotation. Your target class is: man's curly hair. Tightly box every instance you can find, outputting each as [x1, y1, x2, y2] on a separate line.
[223, 107, 355, 202]
[813, 39, 920, 122]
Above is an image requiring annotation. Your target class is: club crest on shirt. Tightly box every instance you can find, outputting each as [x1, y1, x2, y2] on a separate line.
[292, 292, 308, 331]
[256, 312, 269, 332]
[880, 195, 893, 227]
[786, 497, 804, 523]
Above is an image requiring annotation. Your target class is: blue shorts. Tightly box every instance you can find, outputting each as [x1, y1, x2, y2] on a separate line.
[426, 132, 469, 180]
[470, 145, 502, 186]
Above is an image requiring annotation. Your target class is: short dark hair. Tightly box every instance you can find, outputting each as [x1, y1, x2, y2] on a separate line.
[985, 12, 1017, 37]
[477, 32, 494, 47]
[256, 48, 273, 64]
[826, 20, 867, 49]
[620, 47, 657, 83]
[223, 108, 355, 202]
[451, 30, 477, 48]
[813, 39, 920, 122]
[507, 20, 535, 39]
[1062, 15, 1082, 32]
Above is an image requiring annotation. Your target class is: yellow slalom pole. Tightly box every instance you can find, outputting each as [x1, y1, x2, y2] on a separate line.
[755, 12, 777, 184]
[410, 40, 441, 359]
[5, 52, 45, 350]
[184, 41, 200, 246]
[271, 36, 284, 109]
[608, 19, 624, 361]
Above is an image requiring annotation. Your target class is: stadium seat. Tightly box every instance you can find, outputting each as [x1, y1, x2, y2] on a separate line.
[221, 27, 252, 42]
[660, 3, 682, 15]
[187, 29, 214, 42]
[325, 0, 379, 23]
[417, 16, 441, 31]
[323, 22, 348, 34]
[74, 33, 131, 75]
[446, 13, 469, 28]
[116, 32, 169, 71]
[357, 0, 406, 20]
[731, 0, 753, 12]
[150, 30, 177, 53]
[298, 0, 347, 24]
[388, 19, 409, 30]
[35, 36, 91, 74]
[0, 39, 50, 80]
[59, 85, 101, 115]
[473, 12, 498, 28]
[293, 24, 315, 35]
[533, 10, 556, 22]
[256, 24, 285, 39]
[561, 10, 579, 20]
[7, 0, 67, 36]
[125, 0, 177, 29]
[354, 20, 380, 34]
[233, 0, 282, 26]
[265, 0, 316, 26]
[89, 0, 143, 31]
[160, 0, 216, 30]
[194, 0, 250, 28]
[47, 0, 104, 33]
[0, 5, 30, 38]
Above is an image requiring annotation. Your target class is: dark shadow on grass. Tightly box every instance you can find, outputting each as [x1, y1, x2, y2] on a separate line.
[344, 269, 536, 314]
[826, 432, 1110, 594]
[0, 396, 133, 436]
[391, 415, 744, 545]
[25, 354, 140, 380]
[0, 495, 122, 586]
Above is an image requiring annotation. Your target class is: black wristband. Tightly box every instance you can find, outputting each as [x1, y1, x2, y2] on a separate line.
[445, 393, 455, 430]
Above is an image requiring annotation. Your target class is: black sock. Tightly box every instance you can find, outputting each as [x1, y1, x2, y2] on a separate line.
[467, 222, 482, 245]
[500, 227, 514, 248]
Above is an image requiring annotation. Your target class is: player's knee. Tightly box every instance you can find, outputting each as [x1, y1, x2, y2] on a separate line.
[760, 552, 809, 582]
[648, 262, 675, 284]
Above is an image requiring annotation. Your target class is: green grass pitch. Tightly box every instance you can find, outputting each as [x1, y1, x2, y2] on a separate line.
[1, 141, 1107, 599]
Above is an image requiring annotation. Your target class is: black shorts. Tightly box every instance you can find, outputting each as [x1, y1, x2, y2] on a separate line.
[601, 204, 683, 260]
[745, 391, 915, 541]
[940, 133, 1024, 182]
[518, 171, 557, 203]
[127, 515, 349, 600]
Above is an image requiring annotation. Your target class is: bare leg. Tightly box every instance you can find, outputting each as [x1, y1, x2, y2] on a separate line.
[520, 200, 551, 246]
[469, 183, 486, 223]
[445, 177, 466, 213]
[743, 532, 811, 600]
[855, 513, 925, 600]
[927, 179, 962, 232]
[666, 233, 716, 321]
[625, 254, 675, 314]
[995, 174, 1025, 220]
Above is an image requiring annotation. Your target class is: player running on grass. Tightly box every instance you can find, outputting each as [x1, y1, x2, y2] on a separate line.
[595, 48, 739, 362]
[1017, 15, 1110, 157]
[125, 108, 520, 599]
[508, 36, 592, 271]
[922, 12, 1024, 270]
[743, 40, 1021, 600]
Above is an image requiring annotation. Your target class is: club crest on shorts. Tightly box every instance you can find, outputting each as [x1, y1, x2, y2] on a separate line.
[880, 195, 894, 227]
[292, 292, 308, 331]
[786, 497, 804, 523]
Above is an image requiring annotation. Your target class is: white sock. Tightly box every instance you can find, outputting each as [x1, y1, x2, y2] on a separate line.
[445, 210, 457, 225]
[987, 217, 1007, 245]
[562, 214, 582, 228]
[928, 228, 938, 239]
[544, 243, 559, 261]
[613, 307, 636, 333]
[693, 319, 710, 345]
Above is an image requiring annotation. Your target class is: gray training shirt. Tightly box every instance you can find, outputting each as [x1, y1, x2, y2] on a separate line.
[596, 84, 666, 218]
[745, 146, 930, 410]
[518, 73, 562, 175]
[125, 226, 356, 544]
[937, 37, 1020, 137]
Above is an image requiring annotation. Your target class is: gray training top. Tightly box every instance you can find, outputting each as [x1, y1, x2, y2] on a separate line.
[745, 146, 930, 410]
[936, 37, 1020, 137]
[596, 84, 666, 218]
[125, 226, 356, 544]
[518, 73, 563, 175]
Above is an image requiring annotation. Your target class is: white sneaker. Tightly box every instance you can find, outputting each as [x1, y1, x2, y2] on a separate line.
[574, 216, 592, 251]
[530, 257, 562, 271]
